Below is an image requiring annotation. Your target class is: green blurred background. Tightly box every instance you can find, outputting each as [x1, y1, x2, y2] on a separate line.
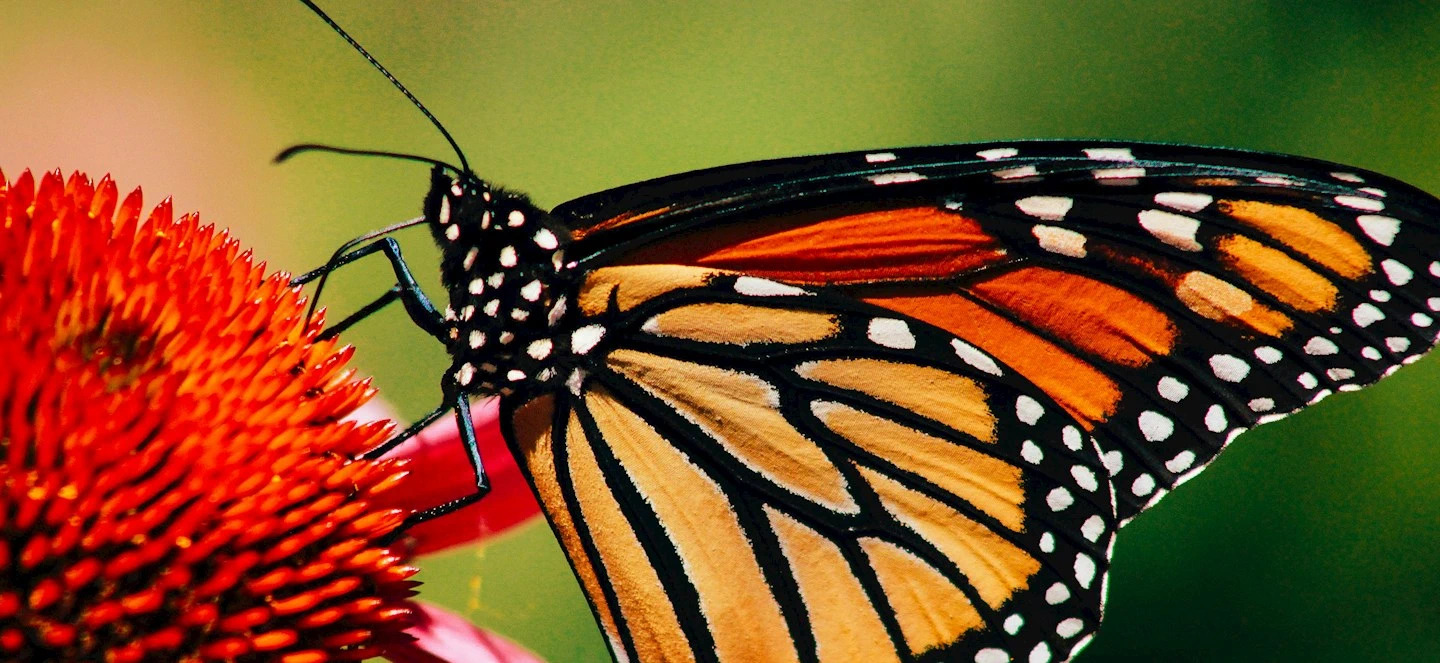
[5, 2, 1440, 661]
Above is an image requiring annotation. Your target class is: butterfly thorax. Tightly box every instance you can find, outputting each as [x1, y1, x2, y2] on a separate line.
[424, 167, 577, 397]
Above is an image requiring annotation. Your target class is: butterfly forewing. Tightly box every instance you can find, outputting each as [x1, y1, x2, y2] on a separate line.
[504, 266, 1117, 663]
[551, 141, 1440, 521]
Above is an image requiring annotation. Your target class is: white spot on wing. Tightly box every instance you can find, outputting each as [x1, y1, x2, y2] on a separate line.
[1157, 376, 1189, 401]
[1154, 191, 1213, 212]
[1084, 147, 1134, 161]
[1016, 196, 1074, 221]
[572, 324, 606, 354]
[734, 276, 807, 297]
[1382, 259, 1414, 286]
[499, 246, 518, 267]
[1138, 411, 1174, 441]
[865, 152, 897, 163]
[1138, 209, 1202, 251]
[1254, 346, 1282, 364]
[1204, 404, 1226, 432]
[1357, 215, 1400, 246]
[1335, 195, 1384, 212]
[995, 165, 1039, 180]
[1016, 395, 1044, 425]
[975, 649, 1009, 663]
[1074, 553, 1096, 588]
[520, 280, 544, 301]
[1032, 224, 1087, 258]
[534, 228, 559, 249]
[1304, 336, 1339, 355]
[867, 318, 915, 349]
[1092, 167, 1145, 180]
[1353, 302, 1384, 327]
[1047, 486, 1074, 511]
[977, 147, 1018, 160]
[867, 172, 925, 185]
[1132, 474, 1156, 496]
[444, 224, 460, 241]
[1165, 450, 1196, 473]
[1062, 426, 1082, 451]
[1209, 354, 1250, 382]
[951, 338, 1003, 376]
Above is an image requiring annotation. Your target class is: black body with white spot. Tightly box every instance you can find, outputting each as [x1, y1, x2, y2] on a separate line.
[423, 167, 576, 396]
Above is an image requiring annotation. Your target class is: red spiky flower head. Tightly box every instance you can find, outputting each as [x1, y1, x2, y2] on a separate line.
[0, 169, 419, 661]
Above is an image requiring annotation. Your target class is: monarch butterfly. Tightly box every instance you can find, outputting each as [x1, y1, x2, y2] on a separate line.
[287, 3, 1440, 662]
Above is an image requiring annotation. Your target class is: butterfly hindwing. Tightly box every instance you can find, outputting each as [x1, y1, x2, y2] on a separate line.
[503, 265, 1119, 663]
[553, 140, 1440, 520]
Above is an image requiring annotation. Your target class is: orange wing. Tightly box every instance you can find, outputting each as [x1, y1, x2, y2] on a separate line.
[556, 141, 1440, 521]
[503, 266, 1116, 663]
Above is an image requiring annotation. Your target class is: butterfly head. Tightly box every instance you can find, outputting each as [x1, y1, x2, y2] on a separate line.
[424, 167, 577, 395]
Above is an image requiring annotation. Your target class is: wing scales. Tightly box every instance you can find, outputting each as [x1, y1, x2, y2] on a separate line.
[505, 266, 1119, 663]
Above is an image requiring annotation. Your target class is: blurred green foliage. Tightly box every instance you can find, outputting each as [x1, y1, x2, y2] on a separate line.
[4, 2, 1439, 661]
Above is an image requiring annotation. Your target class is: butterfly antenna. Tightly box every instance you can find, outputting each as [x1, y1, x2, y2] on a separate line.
[274, 143, 462, 173]
[297, 0, 472, 175]
[301, 215, 430, 327]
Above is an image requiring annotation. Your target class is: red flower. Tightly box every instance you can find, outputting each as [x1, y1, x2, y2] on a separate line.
[0, 168, 493, 662]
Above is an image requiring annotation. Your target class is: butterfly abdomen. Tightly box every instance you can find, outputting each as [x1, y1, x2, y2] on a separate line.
[424, 167, 578, 396]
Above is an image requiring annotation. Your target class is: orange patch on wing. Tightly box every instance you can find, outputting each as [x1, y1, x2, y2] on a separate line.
[1216, 234, 1339, 313]
[578, 264, 720, 315]
[585, 385, 801, 662]
[556, 402, 695, 662]
[795, 358, 995, 443]
[510, 397, 629, 658]
[766, 508, 902, 663]
[1190, 177, 1243, 187]
[812, 400, 1024, 531]
[1176, 271, 1293, 336]
[864, 292, 1121, 425]
[858, 537, 984, 656]
[571, 205, 674, 241]
[857, 466, 1040, 609]
[1218, 199, 1372, 279]
[646, 303, 839, 345]
[607, 349, 858, 513]
[969, 267, 1177, 368]
[616, 206, 1010, 284]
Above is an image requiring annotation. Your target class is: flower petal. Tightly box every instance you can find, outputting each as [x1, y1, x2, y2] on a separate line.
[372, 398, 544, 554]
[389, 601, 545, 663]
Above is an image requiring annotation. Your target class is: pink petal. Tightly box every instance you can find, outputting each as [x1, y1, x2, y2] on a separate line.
[367, 397, 544, 554]
[388, 601, 545, 663]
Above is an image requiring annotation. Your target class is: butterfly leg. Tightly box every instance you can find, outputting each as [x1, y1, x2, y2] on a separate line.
[291, 237, 445, 340]
[369, 387, 491, 536]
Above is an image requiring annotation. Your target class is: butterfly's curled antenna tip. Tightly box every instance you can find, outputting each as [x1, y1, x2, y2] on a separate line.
[274, 144, 312, 164]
